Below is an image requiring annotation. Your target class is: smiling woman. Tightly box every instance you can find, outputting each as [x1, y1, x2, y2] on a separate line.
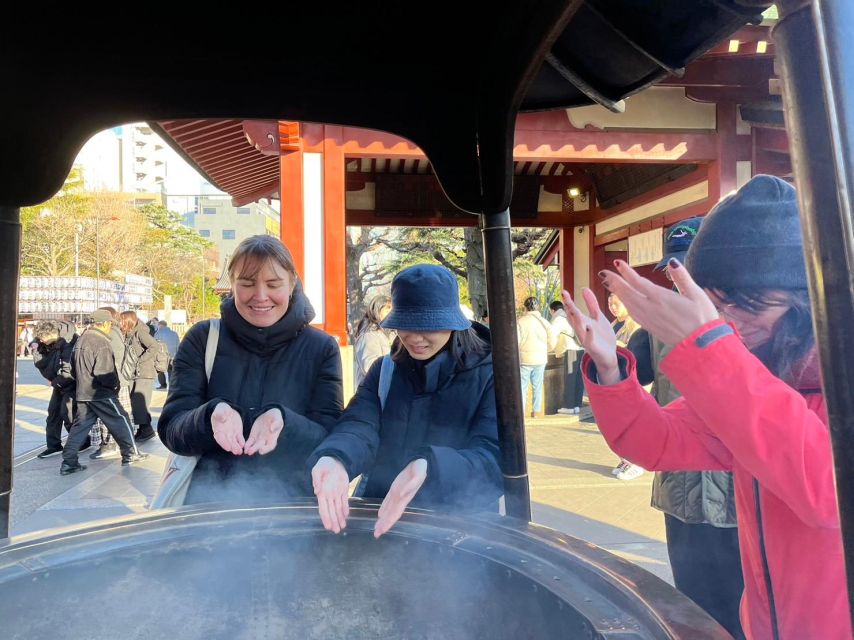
[157, 234, 344, 504]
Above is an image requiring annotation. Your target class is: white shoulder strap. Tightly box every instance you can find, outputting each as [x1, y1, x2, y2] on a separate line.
[205, 319, 220, 383]
[378, 355, 394, 411]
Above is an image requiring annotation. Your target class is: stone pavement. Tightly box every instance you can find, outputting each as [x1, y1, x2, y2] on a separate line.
[9, 358, 672, 584]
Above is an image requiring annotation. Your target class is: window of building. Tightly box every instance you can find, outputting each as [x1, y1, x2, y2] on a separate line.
[203, 207, 217, 215]
[222, 229, 236, 240]
[236, 207, 251, 215]
[199, 229, 210, 238]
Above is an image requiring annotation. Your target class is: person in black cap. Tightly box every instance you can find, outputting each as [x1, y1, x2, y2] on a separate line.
[309, 263, 503, 538]
[60, 309, 148, 475]
[563, 175, 848, 639]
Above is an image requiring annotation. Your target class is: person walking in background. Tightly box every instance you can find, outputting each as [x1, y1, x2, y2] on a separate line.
[517, 297, 556, 418]
[626, 216, 745, 639]
[89, 306, 134, 461]
[549, 301, 584, 416]
[120, 310, 158, 442]
[31, 320, 84, 458]
[155, 320, 180, 389]
[61, 309, 147, 475]
[607, 292, 645, 480]
[353, 295, 393, 388]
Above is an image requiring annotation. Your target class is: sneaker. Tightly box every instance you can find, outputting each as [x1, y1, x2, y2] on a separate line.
[89, 442, 120, 460]
[60, 461, 87, 476]
[134, 425, 156, 443]
[611, 460, 629, 476]
[557, 408, 574, 415]
[572, 407, 581, 415]
[122, 452, 150, 466]
[615, 463, 645, 481]
[37, 446, 64, 459]
[156, 386, 167, 390]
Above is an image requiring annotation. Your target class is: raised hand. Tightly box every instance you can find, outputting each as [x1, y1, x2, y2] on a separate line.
[560, 288, 621, 385]
[210, 402, 245, 455]
[600, 259, 719, 347]
[374, 458, 428, 539]
[244, 407, 284, 455]
[312, 456, 351, 534]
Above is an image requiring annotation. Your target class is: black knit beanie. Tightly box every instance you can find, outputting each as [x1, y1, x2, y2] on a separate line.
[685, 175, 807, 291]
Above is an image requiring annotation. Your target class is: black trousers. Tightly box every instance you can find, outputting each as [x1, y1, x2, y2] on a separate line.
[562, 350, 585, 408]
[665, 513, 746, 640]
[129, 377, 154, 427]
[62, 398, 138, 464]
[45, 388, 74, 449]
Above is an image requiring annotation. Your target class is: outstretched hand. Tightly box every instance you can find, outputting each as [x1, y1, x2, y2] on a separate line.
[560, 288, 621, 385]
[312, 456, 351, 534]
[599, 259, 719, 346]
[374, 458, 428, 538]
[244, 408, 284, 455]
[210, 402, 245, 455]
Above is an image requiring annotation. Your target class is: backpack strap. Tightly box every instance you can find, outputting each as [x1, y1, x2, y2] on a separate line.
[205, 319, 220, 383]
[378, 354, 394, 411]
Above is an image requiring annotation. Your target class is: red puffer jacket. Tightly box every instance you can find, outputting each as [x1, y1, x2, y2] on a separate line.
[583, 319, 850, 640]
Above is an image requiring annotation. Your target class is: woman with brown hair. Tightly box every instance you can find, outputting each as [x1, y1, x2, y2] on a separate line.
[119, 310, 159, 442]
[158, 235, 343, 503]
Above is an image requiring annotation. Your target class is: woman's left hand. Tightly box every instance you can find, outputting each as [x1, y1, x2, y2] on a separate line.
[374, 459, 428, 538]
[244, 408, 284, 455]
[600, 259, 719, 346]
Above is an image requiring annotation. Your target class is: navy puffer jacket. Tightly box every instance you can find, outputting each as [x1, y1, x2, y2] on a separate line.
[308, 324, 503, 512]
[158, 284, 344, 503]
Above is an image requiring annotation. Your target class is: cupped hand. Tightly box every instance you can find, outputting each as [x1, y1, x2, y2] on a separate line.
[560, 288, 621, 385]
[599, 259, 719, 347]
[210, 402, 245, 455]
[244, 408, 284, 455]
[374, 458, 428, 539]
[312, 456, 351, 534]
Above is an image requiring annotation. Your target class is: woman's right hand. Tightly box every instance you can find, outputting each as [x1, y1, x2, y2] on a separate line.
[312, 456, 350, 534]
[561, 288, 622, 385]
[210, 402, 245, 455]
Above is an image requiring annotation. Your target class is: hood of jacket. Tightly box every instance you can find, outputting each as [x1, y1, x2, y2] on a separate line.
[57, 320, 76, 342]
[220, 280, 316, 356]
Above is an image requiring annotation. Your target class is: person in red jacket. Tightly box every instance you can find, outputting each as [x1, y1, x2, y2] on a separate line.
[561, 175, 849, 640]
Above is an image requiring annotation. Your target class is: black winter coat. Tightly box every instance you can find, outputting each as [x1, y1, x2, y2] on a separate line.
[32, 320, 77, 393]
[72, 327, 120, 401]
[308, 327, 503, 512]
[158, 286, 344, 503]
[124, 320, 158, 380]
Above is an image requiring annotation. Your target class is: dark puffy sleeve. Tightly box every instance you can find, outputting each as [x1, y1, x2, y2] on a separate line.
[413, 374, 504, 510]
[157, 322, 243, 456]
[263, 334, 344, 454]
[305, 357, 384, 476]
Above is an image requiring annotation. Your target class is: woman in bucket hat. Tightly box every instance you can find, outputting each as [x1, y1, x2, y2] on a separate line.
[309, 263, 503, 538]
[562, 175, 849, 639]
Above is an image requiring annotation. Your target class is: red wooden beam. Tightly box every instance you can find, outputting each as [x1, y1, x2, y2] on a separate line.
[280, 151, 305, 279]
[322, 126, 349, 346]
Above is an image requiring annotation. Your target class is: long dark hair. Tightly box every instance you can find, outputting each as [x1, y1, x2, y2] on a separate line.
[355, 295, 391, 337]
[712, 288, 814, 381]
[393, 326, 490, 367]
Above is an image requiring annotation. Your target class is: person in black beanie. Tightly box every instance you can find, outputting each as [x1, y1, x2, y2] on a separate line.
[561, 175, 848, 639]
